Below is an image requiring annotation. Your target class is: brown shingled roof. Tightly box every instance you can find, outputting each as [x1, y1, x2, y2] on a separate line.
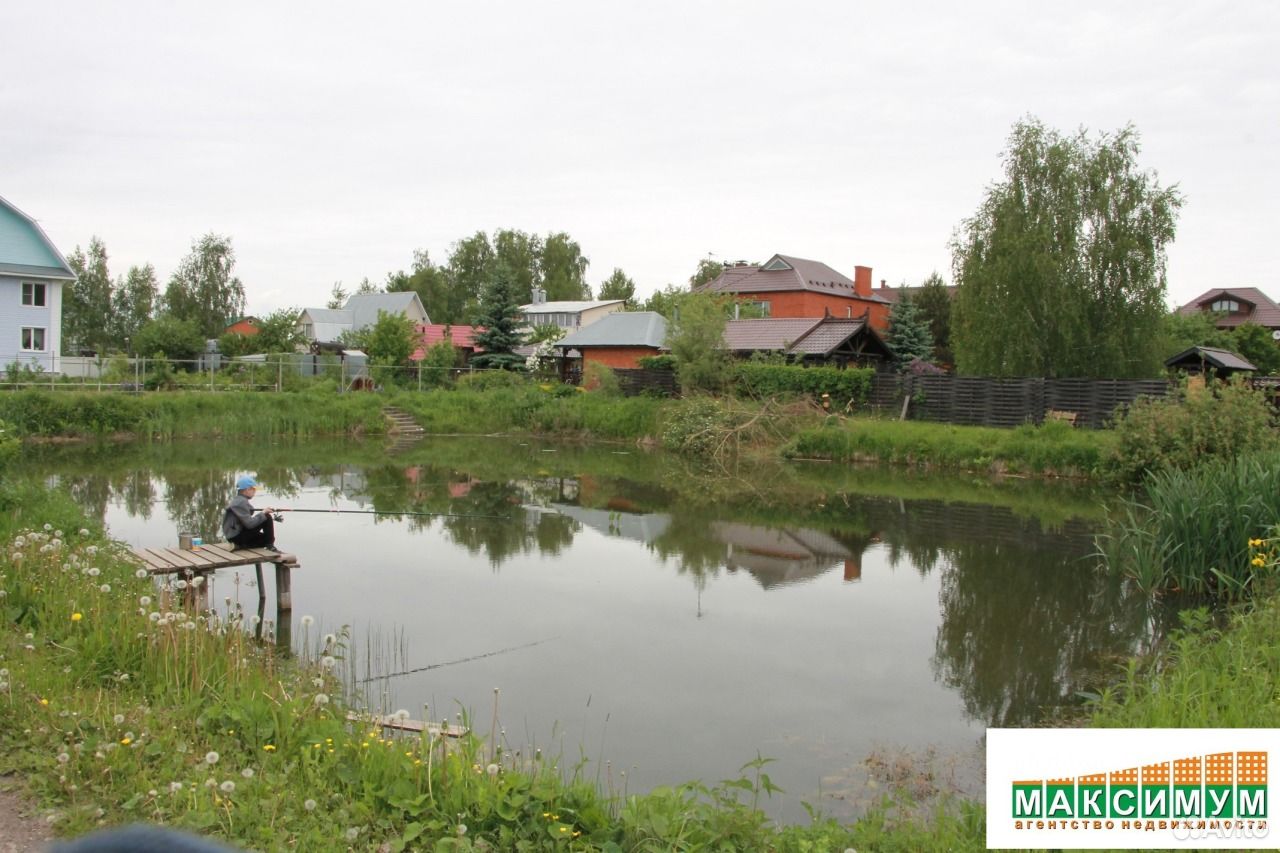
[698, 254, 891, 303]
[722, 318, 821, 352]
[1177, 287, 1280, 329]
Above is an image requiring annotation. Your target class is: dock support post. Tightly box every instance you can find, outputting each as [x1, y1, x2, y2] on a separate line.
[255, 563, 265, 603]
[275, 562, 292, 611]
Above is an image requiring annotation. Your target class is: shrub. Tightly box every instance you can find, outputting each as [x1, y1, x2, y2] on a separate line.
[637, 354, 677, 371]
[455, 370, 530, 392]
[734, 363, 873, 405]
[1104, 377, 1278, 483]
[582, 362, 621, 396]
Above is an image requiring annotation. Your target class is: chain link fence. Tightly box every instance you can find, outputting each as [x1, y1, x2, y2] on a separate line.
[0, 353, 536, 394]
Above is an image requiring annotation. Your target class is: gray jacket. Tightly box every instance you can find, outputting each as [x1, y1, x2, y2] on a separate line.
[222, 493, 268, 540]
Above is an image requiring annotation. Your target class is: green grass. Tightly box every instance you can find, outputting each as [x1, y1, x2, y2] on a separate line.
[0, 389, 386, 440]
[0, 481, 985, 850]
[784, 417, 1114, 477]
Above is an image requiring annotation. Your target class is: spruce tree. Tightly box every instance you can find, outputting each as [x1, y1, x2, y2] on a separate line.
[471, 264, 527, 370]
[886, 292, 935, 371]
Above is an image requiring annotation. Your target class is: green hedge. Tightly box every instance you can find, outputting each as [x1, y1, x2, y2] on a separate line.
[734, 363, 874, 402]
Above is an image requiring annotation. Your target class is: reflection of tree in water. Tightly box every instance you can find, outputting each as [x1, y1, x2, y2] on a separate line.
[860, 499, 1172, 727]
[441, 481, 576, 568]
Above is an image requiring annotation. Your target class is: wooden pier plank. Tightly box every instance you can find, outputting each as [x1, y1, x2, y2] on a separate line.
[346, 712, 468, 739]
[130, 544, 301, 575]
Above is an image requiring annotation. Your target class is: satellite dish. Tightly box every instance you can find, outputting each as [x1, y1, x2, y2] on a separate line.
[1272, 330, 1280, 341]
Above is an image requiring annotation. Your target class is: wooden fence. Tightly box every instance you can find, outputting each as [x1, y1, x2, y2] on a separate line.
[614, 368, 680, 397]
[868, 374, 1173, 429]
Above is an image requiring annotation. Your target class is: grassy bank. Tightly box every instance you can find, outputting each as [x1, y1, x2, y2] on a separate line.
[0, 390, 386, 440]
[0, 482, 985, 850]
[784, 417, 1114, 477]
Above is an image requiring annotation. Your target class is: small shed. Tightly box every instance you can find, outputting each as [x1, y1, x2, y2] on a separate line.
[1164, 346, 1258, 380]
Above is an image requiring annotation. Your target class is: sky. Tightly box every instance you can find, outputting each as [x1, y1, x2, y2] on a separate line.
[4, 1, 1276, 315]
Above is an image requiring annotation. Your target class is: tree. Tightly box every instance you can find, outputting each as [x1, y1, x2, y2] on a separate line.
[950, 118, 1182, 378]
[688, 258, 724, 289]
[162, 234, 246, 339]
[111, 264, 158, 352]
[387, 249, 459, 323]
[541, 232, 590, 301]
[327, 282, 348, 309]
[134, 316, 204, 363]
[914, 271, 952, 365]
[641, 284, 686, 318]
[665, 291, 731, 392]
[493, 229, 542, 306]
[471, 264, 527, 370]
[353, 277, 380, 295]
[255, 309, 308, 354]
[598, 268, 636, 307]
[447, 232, 496, 323]
[885, 291, 935, 370]
[1229, 323, 1280, 376]
[1158, 310, 1233, 359]
[362, 311, 418, 367]
[64, 237, 114, 354]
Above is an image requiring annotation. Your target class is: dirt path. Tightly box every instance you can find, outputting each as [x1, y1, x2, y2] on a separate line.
[0, 782, 52, 853]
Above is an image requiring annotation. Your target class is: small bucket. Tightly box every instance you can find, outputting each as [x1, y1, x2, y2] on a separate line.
[178, 532, 194, 551]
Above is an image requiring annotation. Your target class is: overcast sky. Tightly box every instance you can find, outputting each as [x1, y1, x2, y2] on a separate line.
[4, 1, 1276, 315]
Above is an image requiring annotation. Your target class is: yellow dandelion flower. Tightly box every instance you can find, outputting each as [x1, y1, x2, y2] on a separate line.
[39, 698, 48, 706]
[71, 613, 82, 622]
[1250, 538, 1264, 548]
[120, 737, 132, 746]
[1253, 557, 1267, 567]
[263, 744, 276, 752]
[361, 742, 369, 748]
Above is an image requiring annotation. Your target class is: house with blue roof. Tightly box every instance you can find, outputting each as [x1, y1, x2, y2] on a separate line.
[0, 195, 75, 371]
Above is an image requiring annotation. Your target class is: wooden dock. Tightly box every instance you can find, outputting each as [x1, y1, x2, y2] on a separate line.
[347, 712, 468, 739]
[130, 543, 300, 610]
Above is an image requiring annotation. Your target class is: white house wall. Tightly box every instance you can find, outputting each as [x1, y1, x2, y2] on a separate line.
[0, 274, 61, 372]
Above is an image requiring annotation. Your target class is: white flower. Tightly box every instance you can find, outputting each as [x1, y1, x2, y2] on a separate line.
[169, 782, 183, 793]
[139, 596, 151, 606]
[205, 751, 219, 765]
[345, 828, 359, 841]
[43, 524, 52, 531]
[304, 798, 317, 811]
[456, 823, 467, 837]
[486, 763, 499, 776]
[173, 579, 187, 590]
[183, 621, 196, 630]
[56, 753, 69, 764]
[393, 709, 410, 721]
[99, 584, 111, 593]
[300, 615, 314, 627]
[323, 633, 336, 646]
[87, 567, 100, 577]
[205, 778, 217, 788]
[219, 780, 235, 793]
[148, 612, 161, 623]
[320, 656, 336, 670]
[314, 693, 330, 706]
[241, 768, 254, 779]
[0, 669, 7, 677]
[135, 569, 147, 579]
[191, 576, 204, 587]
[79, 529, 90, 537]
[113, 714, 124, 725]
[55, 530, 63, 538]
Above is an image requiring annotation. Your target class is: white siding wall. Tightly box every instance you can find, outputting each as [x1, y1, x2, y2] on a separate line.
[0, 274, 61, 372]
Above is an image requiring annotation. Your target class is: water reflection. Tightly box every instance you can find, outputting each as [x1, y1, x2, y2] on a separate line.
[18, 438, 1178, 817]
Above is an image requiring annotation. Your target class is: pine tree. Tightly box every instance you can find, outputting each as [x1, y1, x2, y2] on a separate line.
[471, 264, 527, 370]
[886, 292, 934, 371]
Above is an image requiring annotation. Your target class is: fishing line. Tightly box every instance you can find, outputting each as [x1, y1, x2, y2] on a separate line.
[357, 636, 560, 682]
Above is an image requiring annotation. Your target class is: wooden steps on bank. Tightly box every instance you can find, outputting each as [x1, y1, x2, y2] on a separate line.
[129, 543, 300, 610]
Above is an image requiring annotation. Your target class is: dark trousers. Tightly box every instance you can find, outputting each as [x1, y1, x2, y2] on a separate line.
[230, 515, 275, 549]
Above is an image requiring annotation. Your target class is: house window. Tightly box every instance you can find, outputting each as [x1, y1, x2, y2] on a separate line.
[22, 282, 46, 307]
[737, 300, 771, 319]
[1209, 298, 1241, 313]
[21, 327, 47, 351]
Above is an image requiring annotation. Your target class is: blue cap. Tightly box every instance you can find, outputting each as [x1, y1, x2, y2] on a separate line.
[235, 475, 257, 491]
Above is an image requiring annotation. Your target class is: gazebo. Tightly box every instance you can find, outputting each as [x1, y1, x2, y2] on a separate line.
[1164, 346, 1257, 381]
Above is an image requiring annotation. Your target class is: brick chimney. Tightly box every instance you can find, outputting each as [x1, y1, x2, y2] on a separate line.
[854, 266, 872, 298]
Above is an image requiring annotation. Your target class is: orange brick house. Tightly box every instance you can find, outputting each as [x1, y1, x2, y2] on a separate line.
[223, 316, 261, 337]
[695, 254, 892, 330]
[554, 311, 667, 370]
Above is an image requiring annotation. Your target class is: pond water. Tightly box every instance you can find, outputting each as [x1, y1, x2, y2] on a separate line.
[18, 437, 1173, 822]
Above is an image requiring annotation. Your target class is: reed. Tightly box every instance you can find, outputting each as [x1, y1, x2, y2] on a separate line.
[1098, 452, 1280, 597]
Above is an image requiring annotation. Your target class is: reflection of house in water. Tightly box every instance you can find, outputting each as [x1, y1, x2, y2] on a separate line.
[299, 469, 371, 506]
[711, 522, 860, 587]
[553, 504, 866, 588]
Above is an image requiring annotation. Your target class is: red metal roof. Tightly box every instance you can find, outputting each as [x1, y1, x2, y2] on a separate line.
[409, 324, 484, 360]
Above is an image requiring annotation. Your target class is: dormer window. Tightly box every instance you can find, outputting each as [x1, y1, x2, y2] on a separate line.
[1209, 298, 1241, 313]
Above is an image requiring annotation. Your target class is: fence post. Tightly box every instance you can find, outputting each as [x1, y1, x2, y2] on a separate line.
[417, 363, 421, 392]
[276, 358, 282, 393]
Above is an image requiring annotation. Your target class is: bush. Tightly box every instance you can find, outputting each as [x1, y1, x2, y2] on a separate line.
[455, 370, 530, 392]
[1104, 377, 1278, 482]
[637, 354, 677, 371]
[734, 363, 873, 405]
[582, 362, 621, 396]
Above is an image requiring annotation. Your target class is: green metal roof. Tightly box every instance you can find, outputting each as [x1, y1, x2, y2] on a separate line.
[0, 195, 75, 280]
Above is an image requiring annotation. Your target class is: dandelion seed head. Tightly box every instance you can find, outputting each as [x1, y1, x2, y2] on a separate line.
[135, 569, 147, 579]
[56, 753, 69, 764]
[219, 780, 235, 793]
[99, 584, 111, 593]
[314, 693, 330, 706]
[113, 714, 124, 725]
[205, 751, 219, 765]
[87, 567, 100, 577]
[241, 768, 254, 778]
[304, 798, 317, 811]
[300, 614, 314, 627]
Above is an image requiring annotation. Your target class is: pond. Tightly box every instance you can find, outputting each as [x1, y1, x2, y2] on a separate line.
[17, 436, 1174, 822]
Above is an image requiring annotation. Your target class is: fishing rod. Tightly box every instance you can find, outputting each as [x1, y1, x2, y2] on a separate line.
[275, 508, 511, 521]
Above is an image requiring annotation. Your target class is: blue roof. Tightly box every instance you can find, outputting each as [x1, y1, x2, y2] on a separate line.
[0, 195, 75, 280]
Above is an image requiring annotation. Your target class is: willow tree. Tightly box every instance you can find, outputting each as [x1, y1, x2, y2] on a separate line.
[950, 119, 1182, 378]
